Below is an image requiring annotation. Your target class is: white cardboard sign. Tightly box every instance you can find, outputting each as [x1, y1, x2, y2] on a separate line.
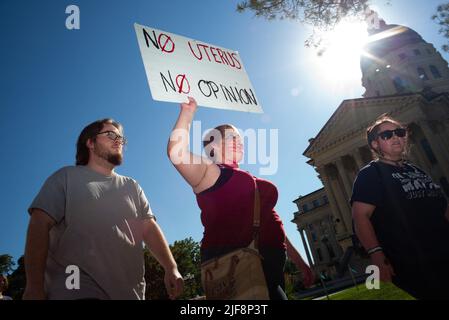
[134, 23, 263, 113]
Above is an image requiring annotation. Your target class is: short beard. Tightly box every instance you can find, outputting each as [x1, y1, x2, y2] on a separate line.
[93, 143, 123, 166]
[107, 153, 123, 166]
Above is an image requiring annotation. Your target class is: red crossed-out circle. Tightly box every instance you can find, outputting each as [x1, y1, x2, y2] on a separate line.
[158, 33, 175, 53]
[176, 74, 190, 94]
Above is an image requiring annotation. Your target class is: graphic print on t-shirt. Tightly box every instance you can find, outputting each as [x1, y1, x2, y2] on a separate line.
[391, 166, 442, 200]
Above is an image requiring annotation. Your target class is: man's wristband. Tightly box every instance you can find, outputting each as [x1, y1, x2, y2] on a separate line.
[367, 246, 383, 255]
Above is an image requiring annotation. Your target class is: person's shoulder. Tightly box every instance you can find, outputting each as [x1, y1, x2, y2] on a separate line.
[357, 160, 379, 177]
[353, 161, 383, 188]
[114, 173, 140, 187]
[53, 165, 80, 173]
[47, 166, 78, 179]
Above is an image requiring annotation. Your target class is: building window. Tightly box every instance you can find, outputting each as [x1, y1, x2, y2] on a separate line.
[420, 139, 438, 164]
[393, 76, 406, 93]
[302, 204, 309, 213]
[417, 67, 429, 80]
[316, 248, 323, 262]
[430, 65, 442, 79]
[398, 53, 407, 60]
[311, 232, 317, 242]
[426, 48, 433, 54]
[312, 199, 320, 208]
[375, 90, 380, 96]
[322, 195, 329, 204]
[414, 49, 421, 56]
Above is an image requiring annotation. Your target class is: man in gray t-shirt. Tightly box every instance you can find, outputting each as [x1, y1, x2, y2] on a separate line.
[23, 119, 183, 300]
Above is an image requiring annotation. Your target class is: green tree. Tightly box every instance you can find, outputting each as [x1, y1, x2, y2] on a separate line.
[432, 3, 449, 52]
[236, 0, 370, 48]
[144, 237, 202, 300]
[237, 0, 368, 28]
[169, 237, 202, 299]
[4, 256, 26, 300]
[144, 248, 167, 299]
[0, 254, 15, 275]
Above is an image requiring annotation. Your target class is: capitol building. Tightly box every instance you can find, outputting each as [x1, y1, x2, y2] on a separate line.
[292, 18, 449, 279]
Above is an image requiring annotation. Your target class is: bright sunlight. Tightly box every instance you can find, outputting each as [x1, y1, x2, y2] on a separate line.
[307, 20, 369, 96]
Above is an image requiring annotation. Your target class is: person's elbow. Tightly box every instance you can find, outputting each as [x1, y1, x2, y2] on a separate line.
[167, 139, 174, 161]
[167, 141, 184, 166]
[29, 209, 56, 232]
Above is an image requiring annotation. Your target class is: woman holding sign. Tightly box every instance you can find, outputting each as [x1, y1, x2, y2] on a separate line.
[167, 97, 314, 300]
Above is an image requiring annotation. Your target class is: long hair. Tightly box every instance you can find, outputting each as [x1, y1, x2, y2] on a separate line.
[202, 124, 238, 159]
[0, 274, 8, 292]
[366, 114, 409, 159]
[76, 119, 123, 165]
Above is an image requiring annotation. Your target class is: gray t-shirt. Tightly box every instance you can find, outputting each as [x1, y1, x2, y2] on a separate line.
[28, 165, 155, 300]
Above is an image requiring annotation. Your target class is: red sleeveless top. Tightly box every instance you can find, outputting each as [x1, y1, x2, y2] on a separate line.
[196, 164, 286, 250]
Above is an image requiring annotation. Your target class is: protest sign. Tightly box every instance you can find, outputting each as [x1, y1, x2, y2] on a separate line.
[134, 23, 263, 113]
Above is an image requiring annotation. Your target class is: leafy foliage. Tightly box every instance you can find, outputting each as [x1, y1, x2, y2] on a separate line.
[432, 3, 449, 52]
[144, 237, 202, 300]
[0, 254, 15, 275]
[236, 0, 370, 48]
[3, 256, 26, 300]
[237, 0, 369, 28]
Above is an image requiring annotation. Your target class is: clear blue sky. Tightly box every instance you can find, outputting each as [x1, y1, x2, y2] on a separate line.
[1, 0, 447, 267]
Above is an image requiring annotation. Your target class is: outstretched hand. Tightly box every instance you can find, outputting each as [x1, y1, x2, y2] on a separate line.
[180, 96, 197, 114]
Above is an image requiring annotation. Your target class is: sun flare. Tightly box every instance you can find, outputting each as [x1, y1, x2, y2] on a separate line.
[307, 21, 370, 92]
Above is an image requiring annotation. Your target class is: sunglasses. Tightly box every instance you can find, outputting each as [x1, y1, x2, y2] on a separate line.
[377, 128, 407, 140]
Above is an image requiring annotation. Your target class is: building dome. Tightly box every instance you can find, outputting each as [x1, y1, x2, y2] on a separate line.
[359, 19, 449, 97]
[361, 20, 425, 73]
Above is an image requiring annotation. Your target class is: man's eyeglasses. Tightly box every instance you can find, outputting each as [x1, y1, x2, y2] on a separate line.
[96, 131, 127, 145]
[377, 128, 407, 141]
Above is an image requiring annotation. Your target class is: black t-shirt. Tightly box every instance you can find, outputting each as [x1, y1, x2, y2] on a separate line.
[351, 160, 449, 272]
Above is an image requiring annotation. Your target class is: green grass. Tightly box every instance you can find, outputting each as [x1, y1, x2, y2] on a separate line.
[323, 282, 415, 300]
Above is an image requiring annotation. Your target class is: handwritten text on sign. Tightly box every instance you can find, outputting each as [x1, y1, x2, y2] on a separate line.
[134, 23, 263, 113]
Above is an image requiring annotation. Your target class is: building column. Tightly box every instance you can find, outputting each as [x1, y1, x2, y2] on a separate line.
[427, 122, 449, 164]
[318, 166, 350, 235]
[326, 216, 344, 258]
[335, 158, 353, 201]
[420, 121, 449, 179]
[352, 150, 365, 170]
[328, 175, 353, 237]
[299, 228, 314, 267]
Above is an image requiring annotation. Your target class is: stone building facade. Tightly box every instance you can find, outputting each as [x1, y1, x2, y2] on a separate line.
[292, 20, 449, 279]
